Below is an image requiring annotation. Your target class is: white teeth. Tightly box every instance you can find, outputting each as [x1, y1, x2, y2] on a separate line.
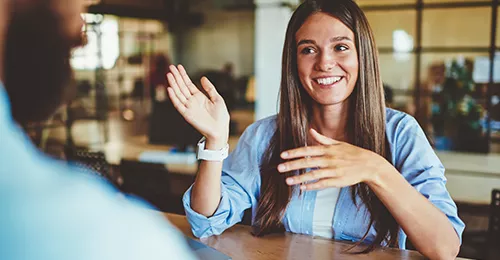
[316, 77, 342, 85]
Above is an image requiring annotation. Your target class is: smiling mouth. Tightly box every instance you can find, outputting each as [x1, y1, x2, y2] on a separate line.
[314, 76, 343, 86]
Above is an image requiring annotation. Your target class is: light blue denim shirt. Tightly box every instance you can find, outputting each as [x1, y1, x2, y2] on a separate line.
[183, 108, 465, 249]
[0, 84, 196, 260]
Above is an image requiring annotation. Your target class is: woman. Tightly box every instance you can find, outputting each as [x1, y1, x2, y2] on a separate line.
[166, 0, 464, 258]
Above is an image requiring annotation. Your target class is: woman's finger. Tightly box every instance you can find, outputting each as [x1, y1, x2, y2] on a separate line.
[178, 65, 199, 95]
[169, 65, 192, 99]
[167, 87, 187, 114]
[281, 145, 327, 159]
[300, 178, 345, 191]
[277, 156, 330, 173]
[285, 168, 337, 185]
[166, 73, 188, 105]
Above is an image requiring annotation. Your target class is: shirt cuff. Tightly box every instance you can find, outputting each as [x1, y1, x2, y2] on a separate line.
[182, 184, 232, 238]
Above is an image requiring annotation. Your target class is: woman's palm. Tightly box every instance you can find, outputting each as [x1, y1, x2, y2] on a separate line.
[166, 65, 230, 140]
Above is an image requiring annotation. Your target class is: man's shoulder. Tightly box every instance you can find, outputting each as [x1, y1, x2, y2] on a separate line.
[0, 106, 196, 259]
[0, 156, 196, 259]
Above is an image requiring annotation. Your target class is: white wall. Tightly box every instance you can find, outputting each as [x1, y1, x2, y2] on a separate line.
[254, 0, 298, 120]
[177, 10, 255, 78]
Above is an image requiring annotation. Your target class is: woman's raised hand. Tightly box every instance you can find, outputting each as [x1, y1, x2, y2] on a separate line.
[166, 65, 230, 145]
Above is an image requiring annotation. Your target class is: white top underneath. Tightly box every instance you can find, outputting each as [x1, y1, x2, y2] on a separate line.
[312, 187, 340, 238]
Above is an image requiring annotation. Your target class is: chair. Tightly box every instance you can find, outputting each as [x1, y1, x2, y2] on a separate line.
[64, 146, 115, 183]
[119, 159, 183, 214]
[486, 189, 500, 259]
[461, 189, 500, 259]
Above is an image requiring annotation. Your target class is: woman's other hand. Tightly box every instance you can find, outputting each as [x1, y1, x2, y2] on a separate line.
[278, 128, 394, 190]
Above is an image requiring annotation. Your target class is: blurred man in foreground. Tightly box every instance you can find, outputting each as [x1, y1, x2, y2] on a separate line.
[0, 0, 196, 259]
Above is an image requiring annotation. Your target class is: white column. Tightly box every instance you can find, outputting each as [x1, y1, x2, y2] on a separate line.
[254, 0, 299, 120]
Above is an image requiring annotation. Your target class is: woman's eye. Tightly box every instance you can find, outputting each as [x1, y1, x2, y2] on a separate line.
[301, 47, 316, 54]
[335, 45, 348, 52]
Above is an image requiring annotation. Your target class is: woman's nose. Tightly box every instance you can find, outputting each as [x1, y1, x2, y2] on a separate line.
[315, 52, 336, 72]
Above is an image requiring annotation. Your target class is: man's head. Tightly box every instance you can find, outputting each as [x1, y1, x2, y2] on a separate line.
[2, 0, 87, 123]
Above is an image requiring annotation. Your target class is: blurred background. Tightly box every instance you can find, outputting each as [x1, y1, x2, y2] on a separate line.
[21, 0, 499, 259]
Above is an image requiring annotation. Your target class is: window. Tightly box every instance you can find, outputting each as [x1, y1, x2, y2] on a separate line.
[361, 0, 499, 153]
[71, 14, 120, 70]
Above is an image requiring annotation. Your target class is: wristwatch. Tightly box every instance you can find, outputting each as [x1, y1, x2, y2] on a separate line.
[196, 137, 229, 161]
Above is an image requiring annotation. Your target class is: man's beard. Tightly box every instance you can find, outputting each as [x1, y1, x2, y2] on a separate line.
[4, 5, 84, 124]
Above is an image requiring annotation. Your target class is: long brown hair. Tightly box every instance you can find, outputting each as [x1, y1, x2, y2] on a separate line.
[252, 0, 399, 251]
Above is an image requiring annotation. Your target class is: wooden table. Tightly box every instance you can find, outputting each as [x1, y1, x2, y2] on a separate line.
[164, 213, 469, 260]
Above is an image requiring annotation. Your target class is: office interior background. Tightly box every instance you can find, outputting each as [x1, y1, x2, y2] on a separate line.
[22, 0, 499, 259]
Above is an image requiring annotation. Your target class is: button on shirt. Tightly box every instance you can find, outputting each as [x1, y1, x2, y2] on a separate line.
[183, 108, 465, 249]
[0, 84, 196, 260]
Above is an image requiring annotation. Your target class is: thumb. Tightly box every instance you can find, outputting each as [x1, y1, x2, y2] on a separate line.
[309, 128, 340, 146]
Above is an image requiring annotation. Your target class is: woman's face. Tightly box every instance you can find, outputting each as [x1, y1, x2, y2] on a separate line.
[295, 12, 359, 106]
